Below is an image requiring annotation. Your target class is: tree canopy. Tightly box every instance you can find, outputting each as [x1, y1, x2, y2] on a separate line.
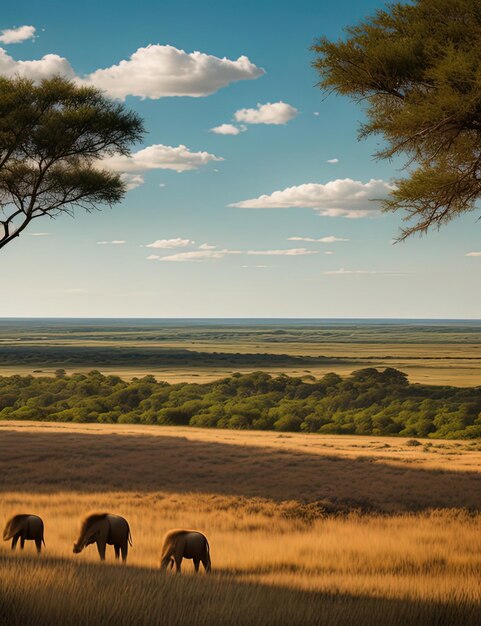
[312, 0, 481, 239]
[0, 76, 144, 250]
[1, 368, 480, 439]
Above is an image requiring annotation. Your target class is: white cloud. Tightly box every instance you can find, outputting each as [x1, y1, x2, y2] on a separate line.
[85, 45, 265, 99]
[241, 264, 269, 268]
[247, 248, 318, 256]
[288, 236, 349, 243]
[28, 232, 49, 236]
[313, 111, 320, 117]
[210, 123, 246, 135]
[121, 173, 144, 190]
[97, 240, 126, 245]
[104, 143, 222, 174]
[234, 101, 298, 125]
[159, 183, 166, 187]
[0, 25, 36, 44]
[322, 268, 378, 275]
[149, 248, 241, 262]
[229, 178, 393, 218]
[316, 208, 373, 218]
[145, 238, 193, 249]
[0, 48, 75, 81]
[198, 243, 216, 250]
[0, 44, 264, 99]
[327, 158, 339, 164]
[322, 268, 405, 276]
[465, 252, 481, 257]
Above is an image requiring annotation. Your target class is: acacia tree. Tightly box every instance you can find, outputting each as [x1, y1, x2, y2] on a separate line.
[0, 76, 144, 250]
[312, 0, 481, 239]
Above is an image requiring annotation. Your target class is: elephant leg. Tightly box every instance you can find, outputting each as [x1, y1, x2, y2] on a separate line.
[35, 538, 42, 554]
[160, 555, 172, 571]
[174, 556, 182, 574]
[193, 559, 200, 573]
[121, 543, 128, 563]
[11, 533, 20, 550]
[114, 545, 120, 560]
[20, 534, 26, 550]
[96, 540, 106, 561]
[201, 551, 211, 573]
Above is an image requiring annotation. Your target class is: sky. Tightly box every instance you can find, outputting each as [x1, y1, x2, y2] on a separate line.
[0, 0, 480, 319]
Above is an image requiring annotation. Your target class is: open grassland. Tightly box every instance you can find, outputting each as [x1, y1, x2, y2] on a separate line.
[1, 422, 481, 624]
[2, 359, 480, 387]
[1, 319, 480, 385]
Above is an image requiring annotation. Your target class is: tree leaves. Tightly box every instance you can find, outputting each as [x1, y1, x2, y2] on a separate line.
[0, 77, 144, 250]
[312, 0, 481, 238]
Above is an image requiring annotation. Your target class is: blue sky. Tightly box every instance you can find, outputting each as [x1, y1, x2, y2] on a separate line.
[1, 0, 480, 318]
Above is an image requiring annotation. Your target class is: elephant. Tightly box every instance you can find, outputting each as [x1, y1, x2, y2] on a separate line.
[3, 514, 45, 554]
[160, 529, 211, 574]
[73, 513, 132, 562]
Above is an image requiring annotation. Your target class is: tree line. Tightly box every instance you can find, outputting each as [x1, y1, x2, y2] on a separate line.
[1, 368, 480, 439]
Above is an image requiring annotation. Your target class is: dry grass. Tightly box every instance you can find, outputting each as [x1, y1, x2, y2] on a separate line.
[2, 357, 481, 386]
[2, 339, 481, 386]
[2, 319, 481, 385]
[1, 422, 481, 624]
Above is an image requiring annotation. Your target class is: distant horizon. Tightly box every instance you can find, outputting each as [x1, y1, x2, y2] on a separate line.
[1, 317, 480, 323]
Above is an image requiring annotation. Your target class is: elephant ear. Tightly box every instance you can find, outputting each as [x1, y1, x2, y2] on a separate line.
[3, 516, 25, 540]
[77, 512, 108, 547]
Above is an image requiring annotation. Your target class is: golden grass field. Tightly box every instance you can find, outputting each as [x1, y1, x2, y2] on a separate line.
[3, 355, 481, 386]
[1, 422, 481, 624]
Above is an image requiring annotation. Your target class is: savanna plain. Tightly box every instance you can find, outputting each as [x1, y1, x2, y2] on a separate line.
[1, 320, 481, 625]
[1, 318, 481, 385]
[2, 422, 481, 625]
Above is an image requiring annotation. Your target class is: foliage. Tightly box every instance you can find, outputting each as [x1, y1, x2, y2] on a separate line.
[312, 0, 481, 239]
[1, 368, 480, 438]
[0, 76, 144, 249]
